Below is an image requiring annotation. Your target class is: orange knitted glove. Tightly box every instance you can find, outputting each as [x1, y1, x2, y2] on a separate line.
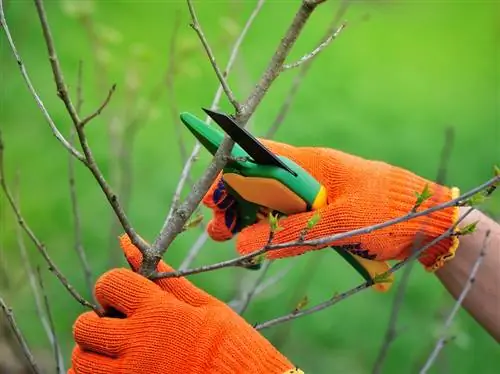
[69, 235, 302, 374]
[203, 139, 460, 271]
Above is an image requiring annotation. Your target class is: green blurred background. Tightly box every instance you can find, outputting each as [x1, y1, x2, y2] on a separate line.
[1, 0, 499, 373]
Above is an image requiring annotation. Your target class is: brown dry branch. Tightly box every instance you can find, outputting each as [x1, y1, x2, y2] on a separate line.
[254, 206, 478, 331]
[153, 174, 499, 279]
[35, 266, 63, 374]
[372, 127, 456, 374]
[0, 129, 99, 314]
[0, 297, 42, 374]
[147, 0, 328, 275]
[419, 230, 491, 374]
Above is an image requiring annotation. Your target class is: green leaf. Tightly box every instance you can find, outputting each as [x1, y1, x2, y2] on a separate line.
[183, 213, 204, 230]
[307, 211, 321, 229]
[413, 184, 433, 211]
[294, 295, 309, 312]
[456, 221, 479, 236]
[373, 272, 393, 284]
[466, 192, 487, 206]
[494, 165, 500, 178]
[268, 212, 283, 233]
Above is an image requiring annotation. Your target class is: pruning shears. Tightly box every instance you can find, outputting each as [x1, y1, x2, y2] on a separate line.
[179, 108, 393, 292]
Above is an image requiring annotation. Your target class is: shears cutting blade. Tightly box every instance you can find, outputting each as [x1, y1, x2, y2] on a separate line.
[202, 108, 297, 177]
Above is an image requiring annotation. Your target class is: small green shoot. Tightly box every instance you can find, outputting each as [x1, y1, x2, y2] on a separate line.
[413, 184, 432, 212]
[455, 221, 479, 236]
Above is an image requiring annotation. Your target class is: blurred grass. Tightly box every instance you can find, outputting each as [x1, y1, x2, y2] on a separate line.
[0, 0, 499, 373]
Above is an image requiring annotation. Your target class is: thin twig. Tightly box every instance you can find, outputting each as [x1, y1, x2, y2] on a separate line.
[35, 266, 64, 374]
[372, 127, 455, 374]
[14, 177, 64, 372]
[254, 207, 477, 331]
[266, 0, 350, 137]
[80, 83, 116, 127]
[282, 22, 346, 71]
[419, 231, 490, 374]
[266, 175, 499, 251]
[0, 0, 84, 162]
[236, 261, 273, 315]
[0, 297, 42, 374]
[165, 10, 188, 164]
[0, 130, 100, 314]
[71, 61, 94, 298]
[240, 0, 328, 124]
[165, 0, 266, 228]
[30, 0, 148, 254]
[153, 175, 498, 279]
[186, 0, 241, 111]
[179, 231, 209, 271]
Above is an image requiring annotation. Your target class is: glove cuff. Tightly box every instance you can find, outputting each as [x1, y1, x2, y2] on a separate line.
[385, 163, 461, 271]
[417, 186, 461, 271]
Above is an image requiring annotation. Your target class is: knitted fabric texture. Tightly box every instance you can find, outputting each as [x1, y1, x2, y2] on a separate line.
[69, 235, 296, 374]
[203, 139, 460, 271]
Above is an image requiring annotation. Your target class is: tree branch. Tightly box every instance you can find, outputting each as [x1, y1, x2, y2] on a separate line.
[372, 127, 455, 374]
[15, 178, 65, 372]
[0, 130, 100, 314]
[419, 231, 490, 374]
[0, 0, 84, 162]
[152, 175, 498, 279]
[80, 83, 116, 127]
[281, 22, 346, 71]
[71, 62, 94, 298]
[186, 0, 240, 111]
[0, 297, 42, 374]
[35, 266, 64, 374]
[254, 207, 477, 331]
[30, 0, 148, 254]
[266, 0, 350, 138]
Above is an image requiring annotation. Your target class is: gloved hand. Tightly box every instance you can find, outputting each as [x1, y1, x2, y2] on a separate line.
[203, 139, 460, 271]
[69, 235, 302, 374]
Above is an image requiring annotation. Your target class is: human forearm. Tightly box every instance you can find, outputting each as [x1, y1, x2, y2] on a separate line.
[435, 207, 500, 342]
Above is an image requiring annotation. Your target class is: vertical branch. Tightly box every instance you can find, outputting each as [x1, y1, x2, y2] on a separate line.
[35, 266, 63, 374]
[15, 184, 64, 372]
[0, 297, 42, 374]
[266, 0, 350, 137]
[372, 127, 455, 373]
[165, 10, 188, 164]
[419, 231, 490, 374]
[70, 61, 94, 297]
